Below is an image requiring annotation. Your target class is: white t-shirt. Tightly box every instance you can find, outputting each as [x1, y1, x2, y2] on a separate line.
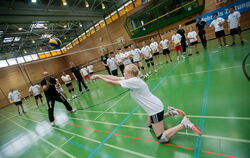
[8, 90, 21, 102]
[187, 31, 198, 43]
[159, 39, 169, 49]
[141, 46, 152, 59]
[119, 77, 164, 116]
[115, 53, 124, 65]
[61, 75, 71, 84]
[122, 51, 132, 65]
[107, 57, 117, 71]
[87, 65, 94, 73]
[80, 68, 88, 76]
[210, 17, 225, 32]
[150, 42, 159, 53]
[228, 11, 241, 29]
[29, 85, 41, 96]
[131, 48, 141, 62]
[171, 34, 182, 45]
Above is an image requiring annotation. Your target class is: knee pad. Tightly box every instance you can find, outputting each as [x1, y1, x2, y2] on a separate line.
[157, 132, 169, 143]
[141, 66, 144, 70]
[147, 63, 150, 67]
[151, 62, 154, 66]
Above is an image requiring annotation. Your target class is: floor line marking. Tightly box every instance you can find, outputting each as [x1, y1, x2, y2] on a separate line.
[94, 93, 130, 120]
[20, 116, 154, 158]
[9, 119, 76, 158]
[150, 64, 250, 81]
[35, 108, 250, 120]
[46, 136, 74, 158]
[28, 111, 250, 143]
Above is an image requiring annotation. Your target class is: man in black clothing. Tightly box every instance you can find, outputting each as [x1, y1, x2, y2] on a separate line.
[101, 53, 111, 75]
[177, 25, 187, 54]
[196, 17, 208, 49]
[70, 62, 89, 93]
[41, 71, 75, 126]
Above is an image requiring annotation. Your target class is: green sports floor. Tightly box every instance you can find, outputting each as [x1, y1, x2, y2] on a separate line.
[1, 31, 250, 158]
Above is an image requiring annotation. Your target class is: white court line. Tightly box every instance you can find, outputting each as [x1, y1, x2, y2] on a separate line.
[149, 64, 250, 81]
[46, 136, 74, 158]
[28, 111, 250, 144]
[37, 108, 250, 121]
[21, 117, 154, 158]
[94, 92, 129, 120]
[9, 119, 76, 158]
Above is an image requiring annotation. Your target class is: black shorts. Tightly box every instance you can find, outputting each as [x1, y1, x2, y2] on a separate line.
[145, 57, 153, 62]
[153, 52, 160, 56]
[190, 41, 198, 46]
[34, 94, 42, 100]
[14, 101, 22, 106]
[150, 111, 164, 124]
[230, 27, 241, 35]
[65, 82, 73, 87]
[163, 49, 170, 55]
[215, 30, 225, 38]
[89, 72, 94, 75]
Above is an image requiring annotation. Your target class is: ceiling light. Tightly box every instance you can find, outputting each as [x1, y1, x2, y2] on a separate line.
[39, 47, 42, 51]
[44, 26, 48, 29]
[31, 0, 37, 3]
[18, 27, 23, 31]
[64, 37, 67, 39]
[101, 3, 105, 9]
[62, 0, 67, 6]
[79, 24, 82, 27]
[85, 0, 89, 7]
[32, 40, 35, 43]
[23, 50, 27, 54]
[64, 25, 67, 28]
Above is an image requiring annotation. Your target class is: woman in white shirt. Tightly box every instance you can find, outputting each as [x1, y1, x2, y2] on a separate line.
[61, 72, 77, 99]
[159, 35, 172, 64]
[90, 64, 202, 143]
[187, 26, 199, 56]
[107, 52, 118, 76]
[8, 89, 26, 115]
[29, 83, 43, 107]
[210, 13, 228, 48]
[141, 41, 157, 74]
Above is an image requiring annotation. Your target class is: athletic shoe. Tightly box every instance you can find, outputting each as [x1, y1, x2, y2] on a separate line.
[86, 89, 90, 92]
[177, 57, 180, 61]
[181, 117, 202, 136]
[70, 109, 76, 113]
[225, 44, 229, 47]
[51, 122, 56, 126]
[241, 41, 244, 45]
[231, 42, 236, 46]
[218, 45, 222, 48]
[154, 69, 157, 73]
[196, 51, 199, 54]
[182, 55, 185, 59]
[167, 106, 185, 116]
[68, 98, 71, 101]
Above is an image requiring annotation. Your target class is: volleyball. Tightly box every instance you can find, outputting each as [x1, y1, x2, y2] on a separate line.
[49, 38, 62, 49]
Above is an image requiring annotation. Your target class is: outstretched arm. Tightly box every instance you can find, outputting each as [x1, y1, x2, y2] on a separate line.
[91, 75, 121, 86]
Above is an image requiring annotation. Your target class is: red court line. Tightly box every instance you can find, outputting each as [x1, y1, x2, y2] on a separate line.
[67, 123, 240, 158]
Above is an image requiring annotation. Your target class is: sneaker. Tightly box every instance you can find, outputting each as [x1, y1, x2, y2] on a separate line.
[68, 98, 71, 101]
[188, 54, 192, 56]
[231, 42, 236, 46]
[182, 55, 185, 59]
[218, 45, 222, 48]
[170, 59, 173, 62]
[225, 44, 229, 47]
[51, 122, 56, 126]
[167, 106, 185, 116]
[154, 69, 157, 73]
[149, 71, 152, 75]
[177, 57, 180, 61]
[86, 89, 90, 92]
[196, 51, 199, 54]
[241, 41, 244, 45]
[70, 109, 76, 113]
[181, 117, 202, 136]
[166, 61, 168, 64]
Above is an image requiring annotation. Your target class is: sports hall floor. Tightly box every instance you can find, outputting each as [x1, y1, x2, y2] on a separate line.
[0, 31, 250, 158]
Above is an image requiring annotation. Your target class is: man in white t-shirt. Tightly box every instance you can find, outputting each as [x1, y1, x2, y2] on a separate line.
[61, 72, 77, 99]
[228, 6, 244, 46]
[130, 44, 146, 78]
[141, 41, 157, 74]
[171, 29, 185, 61]
[107, 52, 118, 76]
[115, 49, 125, 76]
[29, 83, 43, 107]
[8, 89, 26, 115]
[210, 13, 228, 48]
[150, 38, 161, 65]
[160, 35, 172, 64]
[121, 47, 132, 66]
[187, 26, 199, 56]
[90, 64, 202, 143]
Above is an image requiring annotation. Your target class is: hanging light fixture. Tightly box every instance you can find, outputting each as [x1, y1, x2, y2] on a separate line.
[62, 0, 67, 6]
[85, 0, 89, 7]
[101, 0, 105, 9]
